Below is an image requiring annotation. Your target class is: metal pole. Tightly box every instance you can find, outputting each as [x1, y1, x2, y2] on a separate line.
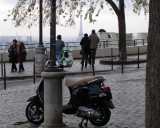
[138, 47, 140, 68]
[4, 62, 6, 90]
[106, 40, 108, 47]
[39, 0, 43, 46]
[33, 57, 35, 84]
[50, 0, 56, 66]
[122, 50, 124, 74]
[111, 48, 113, 70]
[1, 54, 3, 76]
[134, 40, 136, 46]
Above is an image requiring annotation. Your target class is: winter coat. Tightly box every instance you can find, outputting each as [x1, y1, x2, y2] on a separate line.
[8, 45, 17, 63]
[80, 36, 90, 54]
[17, 44, 26, 63]
[89, 33, 100, 49]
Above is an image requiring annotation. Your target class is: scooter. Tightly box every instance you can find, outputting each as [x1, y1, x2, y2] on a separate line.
[25, 52, 115, 127]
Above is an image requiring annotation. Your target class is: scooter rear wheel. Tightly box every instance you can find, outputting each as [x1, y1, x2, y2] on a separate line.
[89, 102, 111, 126]
[26, 101, 44, 125]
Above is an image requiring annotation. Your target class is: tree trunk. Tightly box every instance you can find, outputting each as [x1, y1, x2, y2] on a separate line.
[118, 0, 127, 60]
[145, 1, 160, 128]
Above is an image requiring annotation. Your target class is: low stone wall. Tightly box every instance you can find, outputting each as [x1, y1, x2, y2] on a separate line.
[71, 45, 147, 59]
[0, 45, 147, 62]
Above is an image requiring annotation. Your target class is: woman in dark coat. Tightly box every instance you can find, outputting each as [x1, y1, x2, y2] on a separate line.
[8, 39, 18, 72]
[17, 41, 26, 72]
[80, 33, 91, 68]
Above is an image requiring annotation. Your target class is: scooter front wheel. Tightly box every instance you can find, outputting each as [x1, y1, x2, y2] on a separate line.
[26, 101, 44, 125]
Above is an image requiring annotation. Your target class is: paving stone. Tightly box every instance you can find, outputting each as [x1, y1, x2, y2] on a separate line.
[0, 56, 146, 128]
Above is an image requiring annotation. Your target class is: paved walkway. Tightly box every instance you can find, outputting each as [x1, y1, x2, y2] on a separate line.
[0, 56, 146, 128]
[0, 54, 146, 78]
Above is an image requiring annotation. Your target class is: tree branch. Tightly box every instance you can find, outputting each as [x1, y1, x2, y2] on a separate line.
[105, 0, 120, 16]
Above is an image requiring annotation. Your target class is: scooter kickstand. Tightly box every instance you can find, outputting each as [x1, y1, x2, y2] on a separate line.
[84, 118, 88, 127]
[79, 118, 88, 128]
[79, 118, 85, 128]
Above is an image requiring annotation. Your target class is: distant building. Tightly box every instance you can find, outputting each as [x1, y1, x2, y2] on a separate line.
[97, 29, 113, 40]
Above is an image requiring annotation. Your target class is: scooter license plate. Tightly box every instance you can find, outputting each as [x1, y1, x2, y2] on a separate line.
[107, 101, 115, 109]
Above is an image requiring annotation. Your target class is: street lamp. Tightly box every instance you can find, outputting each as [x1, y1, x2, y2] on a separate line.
[35, 0, 46, 74]
[45, 0, 62, 71]
[39, 0, 43, 47]
[50, 0, 56, 66]
[40, 0, 65, 127]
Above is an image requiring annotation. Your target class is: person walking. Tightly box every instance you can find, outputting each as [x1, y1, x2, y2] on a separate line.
[89, 29, 100, 65]
[80, 33, 91, 68]
[16, 41, 26, 72]
[56, 35, 65, 63]
[8, 39, 18, 72]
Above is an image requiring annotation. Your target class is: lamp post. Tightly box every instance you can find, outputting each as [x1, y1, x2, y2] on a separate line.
[40, 0, 65, 127]
[35, 0, 46, 74]
[39, 0, 43, 47]
[50, 0, 56, 66]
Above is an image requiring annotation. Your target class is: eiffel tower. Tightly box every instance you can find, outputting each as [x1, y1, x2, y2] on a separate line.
[76, 15, 83, 42]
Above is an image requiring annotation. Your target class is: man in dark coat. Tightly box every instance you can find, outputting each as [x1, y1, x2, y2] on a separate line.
[80, 33, 91, 68]
[8, 39, 17, 72]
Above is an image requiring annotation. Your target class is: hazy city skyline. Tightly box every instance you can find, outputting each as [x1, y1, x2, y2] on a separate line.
[0, 0, 149, 40]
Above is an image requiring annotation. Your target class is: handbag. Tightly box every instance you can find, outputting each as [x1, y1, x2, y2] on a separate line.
[79, 49, 84, 55]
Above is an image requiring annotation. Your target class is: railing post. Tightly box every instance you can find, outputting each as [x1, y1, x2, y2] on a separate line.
[138, 47, 140, 68]
[33, 57, 36, 84]
[111, 48, 113, 70]
[4, 62, 6, 90]
[134, 40, 136, 46]
[143, 39, 145, 45]
[121, 49, 124, 74]
[106, 40, 108, 47]
[1, 54, 3, 77]
[103, 41, 105, 48]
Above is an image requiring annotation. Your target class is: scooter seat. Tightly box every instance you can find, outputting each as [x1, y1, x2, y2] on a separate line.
[65, 76, 104, 87]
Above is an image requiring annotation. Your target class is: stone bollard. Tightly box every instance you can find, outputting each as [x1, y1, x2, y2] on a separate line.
[40, 69, 66, 128]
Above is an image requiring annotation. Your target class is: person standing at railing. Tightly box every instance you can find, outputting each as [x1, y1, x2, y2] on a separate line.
[80, 33, 91, 68]
[8, 39, 18, 72]
[16, 41, 26, 72]
[56, 35, 65, 63]
[89, 29, 100, 65]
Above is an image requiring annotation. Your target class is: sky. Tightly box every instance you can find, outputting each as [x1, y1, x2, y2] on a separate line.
[0, 0, 149, 40]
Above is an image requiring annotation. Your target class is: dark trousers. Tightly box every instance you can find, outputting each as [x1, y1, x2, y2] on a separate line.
[82, 53, 91, 68]
[19, 62, 24, 71]
[90, 49, 96, 65]
[11, 62, 17, 71]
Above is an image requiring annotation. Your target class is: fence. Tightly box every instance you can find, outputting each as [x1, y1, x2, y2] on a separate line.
[0, 39, 147, 90]
[0, 57, 36, 90]
[0, 38, 147, 52]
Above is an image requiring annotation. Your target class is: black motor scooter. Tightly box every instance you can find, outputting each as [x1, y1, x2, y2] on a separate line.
[26, 52, 115, 127]
[26, 76, 115, 127]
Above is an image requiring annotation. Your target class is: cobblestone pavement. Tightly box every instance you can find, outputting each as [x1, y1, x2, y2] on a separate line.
[0, 56, 146, 128]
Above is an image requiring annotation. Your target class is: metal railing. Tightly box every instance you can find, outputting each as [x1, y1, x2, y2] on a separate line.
[0, 38, 147, 52]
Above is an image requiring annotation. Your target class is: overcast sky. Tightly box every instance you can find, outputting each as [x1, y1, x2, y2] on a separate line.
[0, 0, 149, 39]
